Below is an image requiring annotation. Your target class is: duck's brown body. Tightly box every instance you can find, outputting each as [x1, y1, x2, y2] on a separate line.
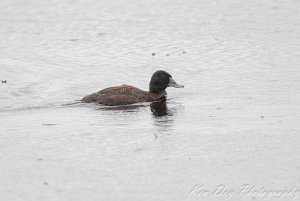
[82, 70, 183, 106]
[82, 85, 166, 106]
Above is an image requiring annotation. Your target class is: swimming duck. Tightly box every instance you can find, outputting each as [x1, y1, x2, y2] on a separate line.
[82, 70, 184, 106]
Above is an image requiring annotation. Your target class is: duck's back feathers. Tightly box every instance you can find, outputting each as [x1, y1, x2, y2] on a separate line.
[98, 85, 144, 96]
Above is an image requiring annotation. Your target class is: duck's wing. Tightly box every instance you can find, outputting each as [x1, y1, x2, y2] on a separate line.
[98, 85, 145, 96]
[81, 85, 148, 105]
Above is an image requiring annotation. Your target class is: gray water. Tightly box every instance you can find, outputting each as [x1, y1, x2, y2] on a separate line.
[0, 0, 300, 200]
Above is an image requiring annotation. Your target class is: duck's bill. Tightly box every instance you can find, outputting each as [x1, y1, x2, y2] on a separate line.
[172, 83, 184, 88]
[168, 77, 184, 88]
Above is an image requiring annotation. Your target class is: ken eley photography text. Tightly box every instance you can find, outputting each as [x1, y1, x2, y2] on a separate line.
[189, 184, 300, 200]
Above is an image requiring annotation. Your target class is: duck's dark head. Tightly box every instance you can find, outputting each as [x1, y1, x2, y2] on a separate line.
[149, 70, 184, 93]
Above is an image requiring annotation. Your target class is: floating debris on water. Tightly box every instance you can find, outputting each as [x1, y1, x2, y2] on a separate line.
[42, 123, 57, 126]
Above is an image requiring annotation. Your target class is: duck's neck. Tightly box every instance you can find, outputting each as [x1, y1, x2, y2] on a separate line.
[147, 90, 167, 101]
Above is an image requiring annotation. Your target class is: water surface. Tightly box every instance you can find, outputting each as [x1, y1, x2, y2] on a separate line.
[0, 0, 299, 200]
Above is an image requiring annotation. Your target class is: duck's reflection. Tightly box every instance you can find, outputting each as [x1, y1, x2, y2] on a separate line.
[150, 98, 180, 135]
[150, 99, 168, 117]
[99, 97, 174, 118]
[100, 104, 146, 112]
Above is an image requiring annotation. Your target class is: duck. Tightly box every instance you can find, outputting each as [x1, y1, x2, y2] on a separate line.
[82, 70, 184, 106]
